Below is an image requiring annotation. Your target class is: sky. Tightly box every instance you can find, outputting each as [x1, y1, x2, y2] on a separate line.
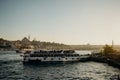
[0, 0, 120, 45]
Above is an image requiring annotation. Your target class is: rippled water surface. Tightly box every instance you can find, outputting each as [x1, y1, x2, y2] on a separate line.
[0, 52, 120, 80]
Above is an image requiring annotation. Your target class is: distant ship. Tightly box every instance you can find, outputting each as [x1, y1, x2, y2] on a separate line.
[22, 50, 80, 63]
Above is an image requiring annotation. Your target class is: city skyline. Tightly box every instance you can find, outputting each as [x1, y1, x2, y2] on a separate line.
[0, 0, 120, 45]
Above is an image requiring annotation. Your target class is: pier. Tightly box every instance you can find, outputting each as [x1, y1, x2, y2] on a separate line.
[80, 51, 120, 69]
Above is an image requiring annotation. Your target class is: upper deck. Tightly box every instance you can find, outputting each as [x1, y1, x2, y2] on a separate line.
[24, 50, 80, 57]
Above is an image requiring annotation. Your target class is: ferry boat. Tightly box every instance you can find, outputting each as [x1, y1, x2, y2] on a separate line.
[22, 50, 80, 63]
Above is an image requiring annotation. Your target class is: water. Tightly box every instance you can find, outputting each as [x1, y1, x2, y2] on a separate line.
[0, 51, 120, 80]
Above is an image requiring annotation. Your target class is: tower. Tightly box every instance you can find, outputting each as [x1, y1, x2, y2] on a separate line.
[112, 40, 114, 48]
[28, 35, 30, 41]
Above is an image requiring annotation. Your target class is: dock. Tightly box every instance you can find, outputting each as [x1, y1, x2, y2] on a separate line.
[80, 52, 120, 69]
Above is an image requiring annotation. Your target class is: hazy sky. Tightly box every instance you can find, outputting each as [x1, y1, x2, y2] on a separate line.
[0, 0, 120, 45]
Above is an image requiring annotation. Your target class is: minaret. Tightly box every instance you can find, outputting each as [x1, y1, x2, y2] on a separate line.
[33, 37, 36, 41]
[112, 40, 114, 48]
[28, 35, 30, 41]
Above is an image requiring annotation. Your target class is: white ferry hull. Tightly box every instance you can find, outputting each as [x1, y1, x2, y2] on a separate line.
[23, 57, 80, 63]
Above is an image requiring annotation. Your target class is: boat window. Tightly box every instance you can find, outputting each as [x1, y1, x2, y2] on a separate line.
[59, 58, 60, 60]
[51, 58, 53, 60]
[44, 57, 46, 60]
[77, 58, 79, 60]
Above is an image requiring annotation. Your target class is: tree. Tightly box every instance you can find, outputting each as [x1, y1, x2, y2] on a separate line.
[103, 44, 116, 56]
